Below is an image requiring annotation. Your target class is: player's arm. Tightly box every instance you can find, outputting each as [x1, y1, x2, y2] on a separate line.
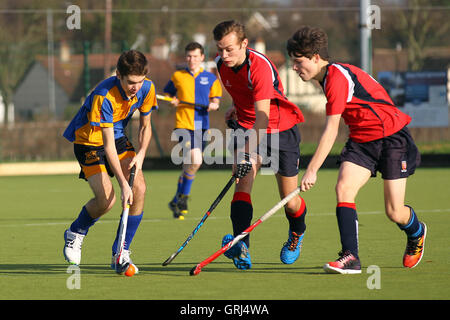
[300, 114, 341, 192]
[129, 113, 152, 172]
[102, 126, 133, 208]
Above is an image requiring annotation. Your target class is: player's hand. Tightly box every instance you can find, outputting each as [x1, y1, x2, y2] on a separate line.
[120, 183, 133, 210]
[170, 97, 180, 107]
[300, 170, 317, 192]
[233, 152, 253, 182]
[207, 102, 219, 112]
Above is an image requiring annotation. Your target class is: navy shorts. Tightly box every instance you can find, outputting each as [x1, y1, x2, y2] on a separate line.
[173, 128, 209, 151]
[338, 126, 421, 180]
[74, 136, 136, 180]
[229, 124, 301, 177]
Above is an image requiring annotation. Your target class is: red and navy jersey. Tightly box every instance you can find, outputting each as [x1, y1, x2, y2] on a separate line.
[215, 48, 304, 133]
[321, 63, 411, 143]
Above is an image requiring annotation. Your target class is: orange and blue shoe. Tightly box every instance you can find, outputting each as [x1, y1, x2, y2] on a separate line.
[280, 230, 304, 264]
[323, 250, 362, 274]
[222, 234, 252, 270]
[403, 222, 427, 268]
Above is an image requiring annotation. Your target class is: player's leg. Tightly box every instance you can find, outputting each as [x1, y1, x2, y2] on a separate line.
[277, 173, 307, 264]
[221, 157, 260, 270]
[380, 126, 425, 268]
[64, 171, 115, 265]
[323, 161, 371, 274]
[177, 147, 203, 216]
[384, 178, 426, 268]
[110, 155, 146, 272]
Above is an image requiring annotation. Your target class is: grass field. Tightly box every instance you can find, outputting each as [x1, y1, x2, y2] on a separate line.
[0, 168, 449, 304]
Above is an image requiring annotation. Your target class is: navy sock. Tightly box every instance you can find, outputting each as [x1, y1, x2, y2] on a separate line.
[285, 196, 307, 235]
[172, 175, 184, 203]
[397, 206, 423, 239]
[230, 192, 253, 248]
[336, 202, 359, 259]
[112, 212, 144, 255]
[180, 171, 195, 195]
[70, 206, 98, 235]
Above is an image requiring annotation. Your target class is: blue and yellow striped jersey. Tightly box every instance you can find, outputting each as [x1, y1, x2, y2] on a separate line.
[163, 68, 222, 130]
[63, 76, 157, 146]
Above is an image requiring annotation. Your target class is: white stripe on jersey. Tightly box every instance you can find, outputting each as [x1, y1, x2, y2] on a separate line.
[330, 63, 355, 103]
[248, 49, 276, 84]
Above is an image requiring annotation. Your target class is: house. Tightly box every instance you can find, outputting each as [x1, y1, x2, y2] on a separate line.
[13, 48, 175, 121]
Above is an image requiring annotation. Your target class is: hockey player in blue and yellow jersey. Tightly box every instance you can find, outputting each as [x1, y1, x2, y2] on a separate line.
[62, 50, 157, 274]
[164, 42, 222, 219]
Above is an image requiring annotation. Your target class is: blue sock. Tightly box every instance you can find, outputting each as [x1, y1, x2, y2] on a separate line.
[172, 174, 184, 203]
[336, 203, 359, 259]
[180, 171, 195, 196]
[70, 206, 98, 235]
[398, 206, 423, 239]
[112, 212, 143, 255]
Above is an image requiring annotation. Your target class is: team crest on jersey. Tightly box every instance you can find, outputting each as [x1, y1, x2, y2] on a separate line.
[85, 151, 100, 164]
[401, 160, 407, 173]
[199, 77, 209, 85]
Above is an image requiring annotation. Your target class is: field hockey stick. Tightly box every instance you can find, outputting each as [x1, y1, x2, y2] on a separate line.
[114, 166, 136, 272]
[156, 94, 209, 109]
[189, 186, 301, 276]
[162, 174, 237, 266]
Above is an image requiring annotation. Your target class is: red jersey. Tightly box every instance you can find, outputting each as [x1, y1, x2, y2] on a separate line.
[215, 48, 304, 133]
[321, 63, 411, 143]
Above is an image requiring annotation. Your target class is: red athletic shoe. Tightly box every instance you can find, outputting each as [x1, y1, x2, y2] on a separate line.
[323, 250, 361, 274]
[403, 222, 427, 268]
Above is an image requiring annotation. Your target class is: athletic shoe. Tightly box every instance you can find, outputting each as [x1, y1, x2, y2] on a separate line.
[177, 194, 189, 216]
[323, 250, 362, 274]
[63, 229, 85, 265]
[111, 249, 139, 274]
[280, 230, 304, 264]
[168, 199, 182, 219]
[403, 222, 427, 268]
[221, 234, 252, 270]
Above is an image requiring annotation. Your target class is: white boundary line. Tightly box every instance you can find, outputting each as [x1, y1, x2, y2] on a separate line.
[1, 208, 448, 228]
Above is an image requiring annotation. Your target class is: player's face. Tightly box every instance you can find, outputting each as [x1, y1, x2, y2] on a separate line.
[216, 32, 248, 68]
[117, 73, 146, 98]
[186, 49, 204, 72]
[291, 54, 320, 81]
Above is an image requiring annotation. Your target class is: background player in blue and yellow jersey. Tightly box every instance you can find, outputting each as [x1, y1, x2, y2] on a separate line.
[164, 42, 222, 219]
[62, 50, 157, 274]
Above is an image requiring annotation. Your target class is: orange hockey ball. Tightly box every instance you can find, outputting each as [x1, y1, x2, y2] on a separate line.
[124, 264, 136, 277]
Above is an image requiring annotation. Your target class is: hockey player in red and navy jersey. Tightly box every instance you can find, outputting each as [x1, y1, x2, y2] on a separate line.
[287, 26, 426, 274]
[213, 20, 307, 271]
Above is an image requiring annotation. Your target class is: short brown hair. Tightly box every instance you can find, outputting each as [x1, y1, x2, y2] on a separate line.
[116, 50, 148, 77]
[213, 20, 247, 43]
[185, 42, 204, 55]
[287, 26, 329, 60]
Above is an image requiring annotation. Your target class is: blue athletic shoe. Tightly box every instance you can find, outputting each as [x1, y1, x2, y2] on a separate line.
[280, 230, 304, 264]
[221, 234, 252, 270]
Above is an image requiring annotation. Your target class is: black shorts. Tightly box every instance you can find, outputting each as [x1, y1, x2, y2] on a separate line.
[338, 126, 421, 180]
[228, 124, 301, 177]
[74, 136, 136, 180]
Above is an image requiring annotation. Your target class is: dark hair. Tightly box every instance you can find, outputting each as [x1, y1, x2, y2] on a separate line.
[185, 42, 204, 55]
[287, 26, 330, 60]
[213, 20, 247, 42]
[116, 50, 148, 77]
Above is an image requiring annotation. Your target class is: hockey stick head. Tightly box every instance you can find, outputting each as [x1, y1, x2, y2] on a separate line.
[189, 265, 202, 276]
